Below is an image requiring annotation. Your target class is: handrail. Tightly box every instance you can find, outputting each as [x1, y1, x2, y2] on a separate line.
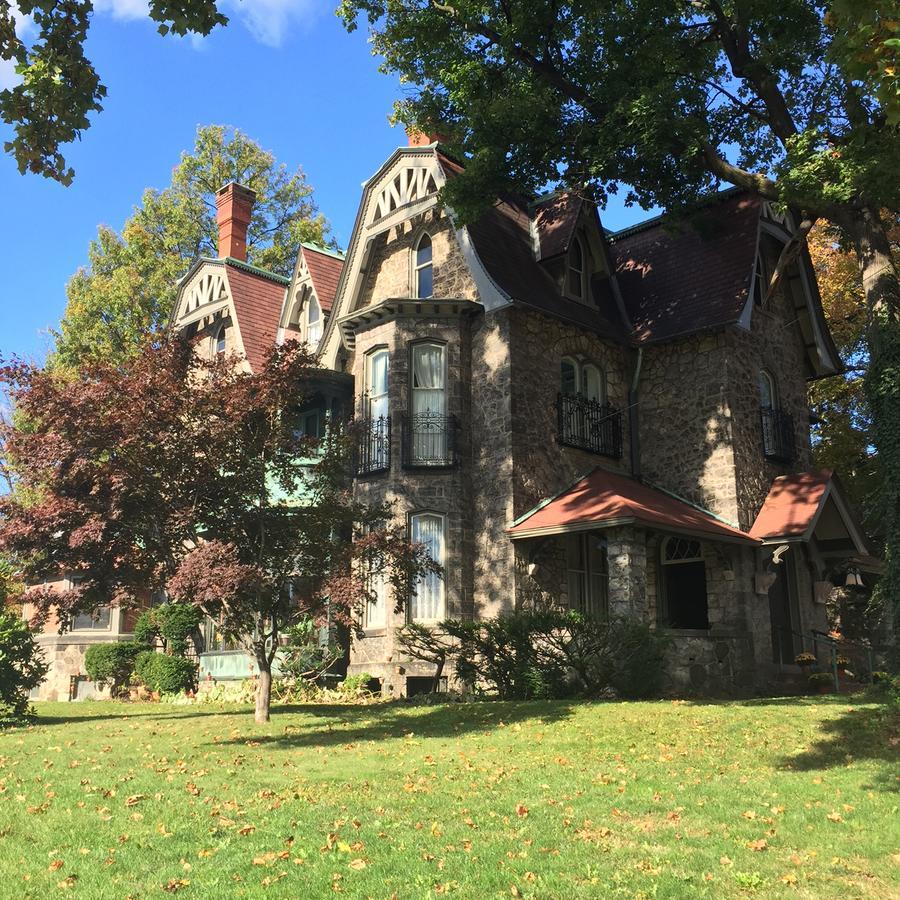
[776, 625, 875, 693]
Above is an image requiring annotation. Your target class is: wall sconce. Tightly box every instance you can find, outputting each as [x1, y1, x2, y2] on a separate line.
[845, 568, 864, 588]
[526, 561, 538, 577]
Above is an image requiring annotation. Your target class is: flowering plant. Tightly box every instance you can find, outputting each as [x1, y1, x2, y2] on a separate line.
[795, 652, 816, 667]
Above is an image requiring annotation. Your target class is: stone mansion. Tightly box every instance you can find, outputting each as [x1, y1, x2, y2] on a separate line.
[30, 132, 881, 700]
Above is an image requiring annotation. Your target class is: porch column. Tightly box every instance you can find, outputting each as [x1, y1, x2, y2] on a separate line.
[606, 526, 649, 619]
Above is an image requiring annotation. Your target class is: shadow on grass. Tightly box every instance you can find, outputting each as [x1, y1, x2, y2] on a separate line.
[214, 699, 577, 750]
[29, 705, 250, 728]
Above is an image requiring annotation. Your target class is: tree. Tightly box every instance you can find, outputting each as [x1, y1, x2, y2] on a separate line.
[808, 217, 899, 527]
[0, 339, 435, 722]
[53, 125, 330, 371]
[340, 0, 900, 623]
[0, 606, 47, 726]
[1, 0, 227, 184]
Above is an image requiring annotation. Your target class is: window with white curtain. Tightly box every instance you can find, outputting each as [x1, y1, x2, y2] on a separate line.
[363, 536, 388, 629]
[581, 363, 606, 404]
[306, 295, 322, 345]
[364, 348, 390, 470]
[409, 512, 445, 621]
[410, 342, 447, 464]
[414, 233, 434, 298]
[566, 533, 608, 619]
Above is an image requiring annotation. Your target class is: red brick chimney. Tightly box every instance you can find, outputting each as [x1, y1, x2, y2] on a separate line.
[215, 182, 255, 261]
[406, 126, 451, 147]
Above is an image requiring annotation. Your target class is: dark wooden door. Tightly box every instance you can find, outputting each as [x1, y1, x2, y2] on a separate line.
[769, 554, 797, 664]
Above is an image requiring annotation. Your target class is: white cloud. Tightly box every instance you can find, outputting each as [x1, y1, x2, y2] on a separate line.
[91, 0, 149, 20]
[225, 0, 326, 47]
[0, 4, 36, 90]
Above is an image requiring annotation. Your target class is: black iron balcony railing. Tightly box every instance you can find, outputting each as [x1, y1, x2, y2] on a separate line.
[556, 393, 623, 458]
[401, 412, 458, 468]
[355, 416, 391, 476]
[761, 406, 795, 463]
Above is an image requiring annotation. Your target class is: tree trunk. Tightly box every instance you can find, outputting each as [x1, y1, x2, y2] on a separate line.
[847, 207, 900, 630]
[255, 653, 272, 724]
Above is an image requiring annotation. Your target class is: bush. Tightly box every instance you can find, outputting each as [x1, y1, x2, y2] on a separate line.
[133, 603, 201, 656]
[808, 672, 834, 689]
[401, 611, 670, 701]
[339, 672, 376, 697]
[0, 608, 47, 726]
[279, 617, 342, 682]
[84, 641, 145, 692]
[134, 651, 197, 694]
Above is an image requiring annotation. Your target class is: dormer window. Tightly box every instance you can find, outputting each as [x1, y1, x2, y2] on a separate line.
[306, 295, 322, 345]
[414, 233, 433, 299]
[568, 235, 586, 299]
[753, 251, 768, 307]
[215, 324, 227, 355]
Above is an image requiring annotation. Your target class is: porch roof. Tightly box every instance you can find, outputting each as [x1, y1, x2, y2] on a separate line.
[749, 469, 870, 554]
[508, 467, 756, 544]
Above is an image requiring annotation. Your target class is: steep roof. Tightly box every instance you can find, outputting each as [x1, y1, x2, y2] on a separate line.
[750, 469, 833, 540]
[301, 244, 344, 313]
[533, 193, 584, 260]
[465, 196, 629, 339]
[509, 467, 755, 543]
[225, 261, 288, 372]
[609, 192, 761, 344]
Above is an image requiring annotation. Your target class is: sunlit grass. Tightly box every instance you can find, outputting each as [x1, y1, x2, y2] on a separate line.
[0, 696, 897, 897]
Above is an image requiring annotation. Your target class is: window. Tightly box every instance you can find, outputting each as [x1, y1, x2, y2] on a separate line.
[568, 235, 585, 299]
[581, 363, 606, 404]
[295, 409, 321, 439]
[566, 533, 608, 618]
[557, 358, 621, 457]
[361, 348, 390, 472]
[72, 606, 112, 631]
[409, 342, 448, 465]
[414, 233, 433, 298]
[409, 512, 445, 621]
[215, 324, 227, 355]
[561, 358, 578, 396]
[660, 537, 709, 630]
[363, 531, 388, 629]
[758, 369, 776, 409]
[306, 295, 322, 345]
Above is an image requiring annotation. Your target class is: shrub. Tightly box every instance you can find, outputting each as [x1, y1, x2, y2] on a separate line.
[808, 672, 834, 689]
[0, 608, 47, 726]
[132, 603, 201, 656]
[339, 672, 376, 697]
[134, 651, 196, 694]
[84, 641, 145, 691]
[404, 611, 670, 701]
[279, 617, 342, 682]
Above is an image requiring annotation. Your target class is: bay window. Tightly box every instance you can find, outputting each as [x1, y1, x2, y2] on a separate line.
[409, 512, 445, 621]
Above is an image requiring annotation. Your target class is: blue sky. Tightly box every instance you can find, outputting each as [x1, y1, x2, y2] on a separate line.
[0, 0, 649, 364]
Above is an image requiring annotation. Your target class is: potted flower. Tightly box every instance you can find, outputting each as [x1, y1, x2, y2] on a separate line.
[795, 652, 816, 670]
[808, 672, 833, 694]
[836, 654, 851, 674]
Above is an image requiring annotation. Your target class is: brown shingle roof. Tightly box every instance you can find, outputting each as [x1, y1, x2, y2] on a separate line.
[610, 192, 761, 343]
[226, 262, 287, 372]
[533, 193, 583, 260]
[302, 245, 343, 313]
[465, 197, 629, 340]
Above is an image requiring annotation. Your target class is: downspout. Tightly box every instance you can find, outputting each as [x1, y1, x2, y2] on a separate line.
[628, 346, 643, 479]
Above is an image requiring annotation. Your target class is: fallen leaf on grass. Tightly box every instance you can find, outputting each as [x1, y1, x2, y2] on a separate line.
[827, 812, 843, 823]
[746, 839, 768, 852]
[348, 858, 366, 870]
[162, 878, 190, 893]
[515, 804, 528, 818]
[48, 860, 64, 871]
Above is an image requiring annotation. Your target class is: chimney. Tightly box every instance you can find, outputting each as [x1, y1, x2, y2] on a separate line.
[406, 125, 451, 147]
[215, 182, 256, 261]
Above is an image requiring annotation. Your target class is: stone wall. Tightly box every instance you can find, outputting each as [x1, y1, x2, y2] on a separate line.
[638, 331, 739, 523]
[357, 210, 478, 307]
[728, 272, 814, 530]
[508, 308, 632, 520]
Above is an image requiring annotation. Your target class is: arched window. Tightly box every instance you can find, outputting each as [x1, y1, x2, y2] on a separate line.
[409, 512, 445, 621]
[362, 348, 390, 472]
[414, 233, 434, 298]
[568, 235, 585, 299]
[758, 370, 777, 410]
[306, 295, 322, 345]
[215, 324, 227, 355]
[560, 357, 579, 396]
[660, 537, 709, 630]
[581, 363, 606, 404]
[410, 341, 448, 465]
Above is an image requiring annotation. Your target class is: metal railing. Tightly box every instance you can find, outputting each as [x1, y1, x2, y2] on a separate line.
[775, 625, 876, 693]
[761, 406, 795, 463]
[355, 416, 391, 476]
[556, 393, 623, 458]
[401, 412, 458, 468]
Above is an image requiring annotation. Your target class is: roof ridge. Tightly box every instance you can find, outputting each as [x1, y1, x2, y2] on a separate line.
[609, 186, 746, 242]
[643, 479, 743, 531]
[301, 242, 345, 261]
[223, 257, 290, 285]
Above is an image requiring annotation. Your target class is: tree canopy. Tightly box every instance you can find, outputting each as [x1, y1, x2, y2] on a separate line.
[340, 0, 900, 625]
[0, 339, 433, 721]
[0, 0, 228, 184]
[53, 125, 329, 371]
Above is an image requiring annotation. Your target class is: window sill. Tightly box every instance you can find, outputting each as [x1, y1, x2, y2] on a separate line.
[360, 627, 387, 637]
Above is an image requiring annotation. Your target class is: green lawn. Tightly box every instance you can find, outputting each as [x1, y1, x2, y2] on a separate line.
[0, 697, 897, 898]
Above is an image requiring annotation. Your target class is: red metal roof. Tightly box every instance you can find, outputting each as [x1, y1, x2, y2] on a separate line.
[226, 263, 287, 373]
[609, 192, 761, 343]
[303, 246, 343, 313]
[509, 467, 755, 543]
[749, 469, 832, 540]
